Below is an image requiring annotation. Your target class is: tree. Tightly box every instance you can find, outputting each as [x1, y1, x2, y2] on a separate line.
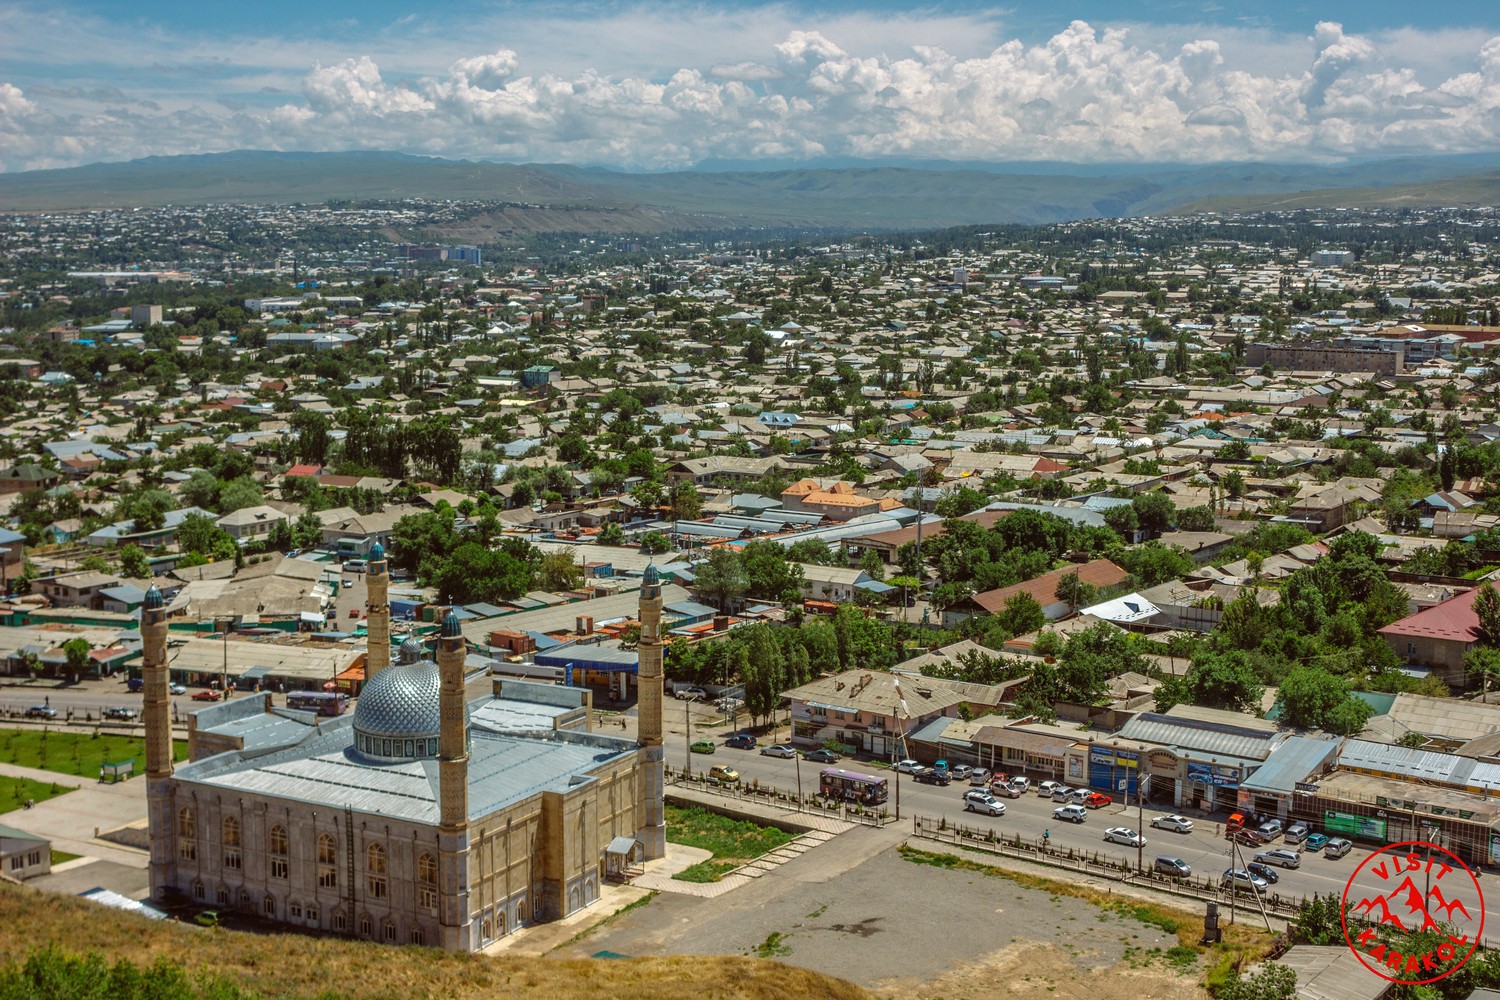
[692, 548, 749, 611]
[1103, 504, 1138, 537]
[1055, 570, 1096, 612]
[119, 544, 151, 579]
[115, 489, 174, 532]
[536, 551, 584, 592]
[1273, 666, 1374, 735]
[640, 532, 671, 555]
[426, 542, 533, 604]
[935, 486, 988, 518]
[1218, 963, 1297, 1000]
[740, 539, 805, 606]
[1185, 650, 1264, 713]
[217, 477, 264, 514]
[1176, 505, 1216, 531]
[62, 637, 92, 683]
[596, 522, 626, 546]
[1466, 647, 1500, 704]
[180, 470, 222, 511]
[389, 510, 459, 576]
[995, 592, 1046, 638]
[1131, 492, 1176, 538]
[787, 539, 836, 566]
[1118, 541, 1195, 587]
[669, 481, 702, 520]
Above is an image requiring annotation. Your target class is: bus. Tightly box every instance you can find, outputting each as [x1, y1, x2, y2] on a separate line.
[819, 767, 889, 805]
[286, 691, 350, 716]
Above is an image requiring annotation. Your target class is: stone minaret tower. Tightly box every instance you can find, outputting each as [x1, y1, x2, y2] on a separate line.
[365, 542, 391, 681]
[636, 565, 666, 860]
[436, 608, 472, 950]
[141, 585, 175, 898]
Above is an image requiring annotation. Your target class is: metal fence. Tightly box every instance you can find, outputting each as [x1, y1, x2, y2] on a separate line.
[909, 814, 1305, 921]
[665, 765, 895, 827]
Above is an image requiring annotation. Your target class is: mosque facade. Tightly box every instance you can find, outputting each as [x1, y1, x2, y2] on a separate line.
[144, 545, 667, 951]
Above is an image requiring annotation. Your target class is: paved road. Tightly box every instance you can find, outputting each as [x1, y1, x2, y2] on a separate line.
[667, 729, 1388, 911]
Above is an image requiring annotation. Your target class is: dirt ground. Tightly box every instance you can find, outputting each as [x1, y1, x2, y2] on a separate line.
[555, 840, 1214, 1000]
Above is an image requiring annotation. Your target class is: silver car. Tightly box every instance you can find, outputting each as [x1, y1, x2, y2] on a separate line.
[1254, 849, 1301, 869]
[759, 744, 797, 758]
[1222, 868, 1269, 894]
[1104, 826, 1145, 848]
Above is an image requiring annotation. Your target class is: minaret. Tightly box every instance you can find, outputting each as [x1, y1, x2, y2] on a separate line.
[141, 585, 175, 898]
[435, 608, 472, 950]
[365, 542, 391, 681]
[636, 565, 667, 860]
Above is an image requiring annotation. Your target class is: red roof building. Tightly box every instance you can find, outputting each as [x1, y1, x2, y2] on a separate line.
[1377, 588, 1480, 689]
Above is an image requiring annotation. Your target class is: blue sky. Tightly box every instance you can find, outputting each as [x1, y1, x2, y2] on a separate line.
[2, 0, 1499, 172]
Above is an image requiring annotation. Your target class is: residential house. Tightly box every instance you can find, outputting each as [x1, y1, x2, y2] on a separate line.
[0, 464, 61, 493]
[944, 558, 1129, 625]
[0, 825, 51, 881]
[1377, 590, 1481, 689]
[41, 571, 121, 609]
[217, 505, 290, 542]
[783, 668, 966, 757]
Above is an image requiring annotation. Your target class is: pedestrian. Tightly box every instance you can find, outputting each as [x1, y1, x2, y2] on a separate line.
[1215, 823, 1221, 838]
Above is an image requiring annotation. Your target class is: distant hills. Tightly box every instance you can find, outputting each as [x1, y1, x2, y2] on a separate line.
[2, 149, 1499, 231]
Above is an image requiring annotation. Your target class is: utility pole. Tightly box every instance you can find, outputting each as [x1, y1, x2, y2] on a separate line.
[1137, 773, 1147, 875]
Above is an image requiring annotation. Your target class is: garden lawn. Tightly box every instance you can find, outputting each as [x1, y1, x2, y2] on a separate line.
[0, 729, 188, 780]
[665, 804, 795, 883]
[0, 776, 78, 814]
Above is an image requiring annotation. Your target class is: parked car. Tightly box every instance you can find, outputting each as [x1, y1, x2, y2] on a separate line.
[968, 769, 992, 786]
[989, 781, 1023, 799]
[1284, 822, 1310, 845]
[674, 686, 707, 701]
[1232, 828, 1269, 847]
[913, 768, 952, 786]
[1246, 862, 1280, 884]
[1007, 776, 1030, 793]
[760, 744, 797, 758]
[689, 740, 715, 754]
[169, 683, 187, 695]
[1225, 812, 1249, 836]
[194, 909, 221, 928]
[342, 578, 354, 588]
[1155, 856, 1192, 877]
[1151, 814, 1194, 833]
[963, 791, 1006, 816]
[1051, 785, 1075, 802]
[894, 759, 924, 774]
[348, 608, 360, 619]
[707, 764, 740, 783]
[1222, 869, 1269, 894]
[24, 705, 56, 719]
[126, 677, 144, 693]
[949, 764, 974, 781]
[724, 733, 757, 750]
[102, 706, 138, 721]
[1256, 819, 1284, 842]
[1053, 804, 1088, 823]
[1324, 838, 1353, 860]
[1303, 832, 1330, 852]
[192, 690, 222, 702]
[1254, 849, 1302, 869]
[1103, 827, 1145, 848]
[1037, 780, 1062, 797]
[803, 748, 840, 764]
[1084, 792, 1112, 809]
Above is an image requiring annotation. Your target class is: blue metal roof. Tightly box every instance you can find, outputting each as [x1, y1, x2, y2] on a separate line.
[1237, 736, 1339, 793]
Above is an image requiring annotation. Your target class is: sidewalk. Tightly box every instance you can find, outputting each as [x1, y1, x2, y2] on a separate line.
[0, 760, 150, 867]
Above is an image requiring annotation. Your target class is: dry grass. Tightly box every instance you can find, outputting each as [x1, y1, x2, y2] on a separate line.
[0, 882, 872, 1000]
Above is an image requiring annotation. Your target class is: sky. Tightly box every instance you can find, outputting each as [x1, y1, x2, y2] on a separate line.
[1, 0, 1499, 173]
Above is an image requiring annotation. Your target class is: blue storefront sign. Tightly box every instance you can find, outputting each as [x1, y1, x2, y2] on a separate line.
[1088, 746, 1139, 797]
[1187, 762, 1240, 789]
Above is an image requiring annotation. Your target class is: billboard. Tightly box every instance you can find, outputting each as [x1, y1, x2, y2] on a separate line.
[1186, 762, 1240, 788]
[1324, 810, 1388, 841]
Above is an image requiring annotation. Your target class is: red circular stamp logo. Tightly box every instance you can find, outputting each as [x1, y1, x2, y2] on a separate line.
[1341, 840, 1484, 985]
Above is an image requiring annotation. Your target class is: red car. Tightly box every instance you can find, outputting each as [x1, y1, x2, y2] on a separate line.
[1084, 792, 1112, 809]
[349, 608, 361, 619]
[192, 690, 222, 702]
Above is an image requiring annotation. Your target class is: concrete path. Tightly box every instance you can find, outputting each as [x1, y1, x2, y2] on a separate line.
[0, 759, 149, 867]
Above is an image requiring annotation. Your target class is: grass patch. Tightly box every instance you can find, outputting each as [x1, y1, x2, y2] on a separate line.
[898, 844, 1275, 982]
[1166, 945, 1200, 971]
[49, 850, 80, 867]
[0, 776, 78, 814]
[665, 805, 794, 883]
[751, 932, 791, 959]
[0, 729, 188, 780]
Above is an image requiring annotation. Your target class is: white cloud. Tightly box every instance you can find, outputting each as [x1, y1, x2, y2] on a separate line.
[3, 10, 1500, 172]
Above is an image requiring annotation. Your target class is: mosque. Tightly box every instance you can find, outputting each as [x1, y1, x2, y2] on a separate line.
[143, 544, 667, 951]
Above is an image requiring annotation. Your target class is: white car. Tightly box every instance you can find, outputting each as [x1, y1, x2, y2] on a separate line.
[1037, 780, 1062, 797]
[673, 687, 707, 701]
[894, 759, 924, 774]
[759, 744, 797, 758]
[169, 683, 187, 695]
[1053, 804, 1088, 823]
[1150, 814, 1194, 834]
[963, 791, 1006, 816]
[1104, 827, 1145, 848]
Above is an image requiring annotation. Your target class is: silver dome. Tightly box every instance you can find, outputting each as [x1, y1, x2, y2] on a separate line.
[353, 662, 442, 740]
[397, 636, 425, 665]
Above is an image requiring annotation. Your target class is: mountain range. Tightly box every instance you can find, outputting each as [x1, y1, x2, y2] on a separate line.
[1, 150, 1499, 231]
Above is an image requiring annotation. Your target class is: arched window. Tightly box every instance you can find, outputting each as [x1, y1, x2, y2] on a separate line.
[177, 807, 197, 861]
[410, 925, 424, 946]
[417, 853, 437, 910]
[262, 893, 276, 917]
[367, 842, 388, 899]
[269, 825, 288, 879]
[359, 913, 373, 938]
[383, 919, 397, 942]
[222, 816, 241, 870]
[317, 834, 337, 889]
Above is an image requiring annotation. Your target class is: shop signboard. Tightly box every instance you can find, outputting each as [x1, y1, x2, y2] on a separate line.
[1324, 810, 1388, 841]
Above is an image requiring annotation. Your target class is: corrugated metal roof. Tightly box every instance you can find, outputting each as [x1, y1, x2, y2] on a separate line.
[1118, 712, 1279, 760]
[1238, 736, 1340, 793]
